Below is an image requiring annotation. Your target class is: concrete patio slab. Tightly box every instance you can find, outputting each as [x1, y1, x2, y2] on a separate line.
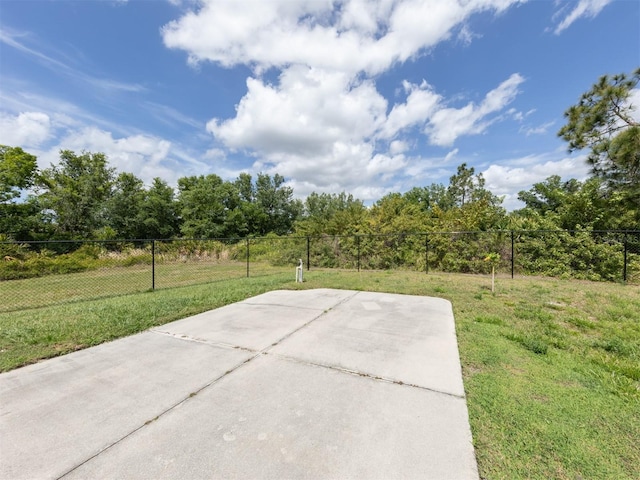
[0, 332, 253, 480]
[0, 289, 478, 480]
[65, 354, 477, 480]
[270, 291, 465, 397]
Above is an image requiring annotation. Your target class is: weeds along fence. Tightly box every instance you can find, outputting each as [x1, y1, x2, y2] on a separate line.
[1, 230, 638, 312]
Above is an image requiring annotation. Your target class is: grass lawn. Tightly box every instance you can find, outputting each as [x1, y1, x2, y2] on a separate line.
[1, 269, 638, 479]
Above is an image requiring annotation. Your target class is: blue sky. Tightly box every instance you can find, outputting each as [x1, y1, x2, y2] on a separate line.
[1, 0, 638, 209]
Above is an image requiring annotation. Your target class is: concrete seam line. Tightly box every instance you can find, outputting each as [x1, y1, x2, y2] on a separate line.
[265, 351, 467, 400]
[149, 329, 257, 353]
[240, 301, 327, 312]
[259, 290, 360, 352]
[57, 291, 358, 479]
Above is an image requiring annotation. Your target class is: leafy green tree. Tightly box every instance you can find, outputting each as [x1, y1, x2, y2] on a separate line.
[178, 174, 229, 238]
[558, 68, 640, 211]
[360, 194, 429, 270]
[516, 175, 632, 231]
[447, 163, 476, 207]
[178, 172, 302, 238]
[296, 192, 367, 236]
[446, 163, 498, 208]
[231, 173, 262, 237]
[140, 178, 179, 239]
[105, 174, 180, 239]
[0, 145, 38, 203]
[403, 183, 452, 212]
[37, 150, 115, 238]
[235, 172, 255, 203]
[0, 146, 40, 239]
[0, 196, 51, 240]
[517, 175, 575, 214]
[105, 172, 146, 239]
[254, 173, 302, 235]
[370, 193, 428, 233]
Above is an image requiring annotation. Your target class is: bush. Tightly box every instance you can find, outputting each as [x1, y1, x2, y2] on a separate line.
[516, 230, 624, 281]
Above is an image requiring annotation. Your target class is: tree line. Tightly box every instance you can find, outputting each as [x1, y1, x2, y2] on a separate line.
[0, 148, 304, 241]
[1, 147, 636, 243]
[1, 69, 638, 243]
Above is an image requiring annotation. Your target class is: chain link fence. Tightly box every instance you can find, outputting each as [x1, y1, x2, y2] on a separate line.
[1, 230, 638, 312]
[303, 231, 639, 283]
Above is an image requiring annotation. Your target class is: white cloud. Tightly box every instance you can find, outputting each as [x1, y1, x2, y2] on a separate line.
[403, 153, 454, 184]
[162, 1, 531, 199]
[444, 148, 459, 163]
[521, 120, 555, 136]
[456, 24, 481, 46]
[628, 88, 640, 123]
[380, 80, 440, 139]
[389, 140, 409, 155]
[205, 65, 397, 196]
[25, 127, 186, 187]
[425, 73, 525, 146]
[57, 127, 174, 183]
[0, 111, 51, 147]
[204, 63, 524, 197]
[0, 86, 128, 136]
[482, 154, 591, 210]
[0, 82, 216, 188]
[553, 0, 613, 34]
[204, 148, 226, 160]
[1, 0, 532, 206]
[162, 0, 526, 75]
[208, 67, 387, 156]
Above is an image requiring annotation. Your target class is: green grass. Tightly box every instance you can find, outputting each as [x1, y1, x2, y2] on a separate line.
[1, 269, 638, 479]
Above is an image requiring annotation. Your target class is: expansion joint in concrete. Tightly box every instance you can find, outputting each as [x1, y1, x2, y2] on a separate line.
[266, 351, 466, 400]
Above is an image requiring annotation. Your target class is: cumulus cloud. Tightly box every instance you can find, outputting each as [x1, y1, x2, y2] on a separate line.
[553, 0, 614, 34]
[425, 73, 525, 146]
[204, 67, 523, 198]
[482, 154, 591, 210]
[162, 0, 530, 199]
[25, 126, 187, 187]
[53, 127, 175, 183]
[163, 0, 526, 75]
[0, 111, 51, 147]
[205, 68, 524, 199]
[380, 80, 440, 139]
[208, 67, 387, 157]
[389, 140, 410, 155]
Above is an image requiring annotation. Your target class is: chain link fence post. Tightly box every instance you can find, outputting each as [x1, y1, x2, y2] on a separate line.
[425, 233, 429, 274]
[245, 238, 250, 278]
[511, 230, 515, 279]
[152, 239, 156, 290]
[623, 233, 628, 283]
